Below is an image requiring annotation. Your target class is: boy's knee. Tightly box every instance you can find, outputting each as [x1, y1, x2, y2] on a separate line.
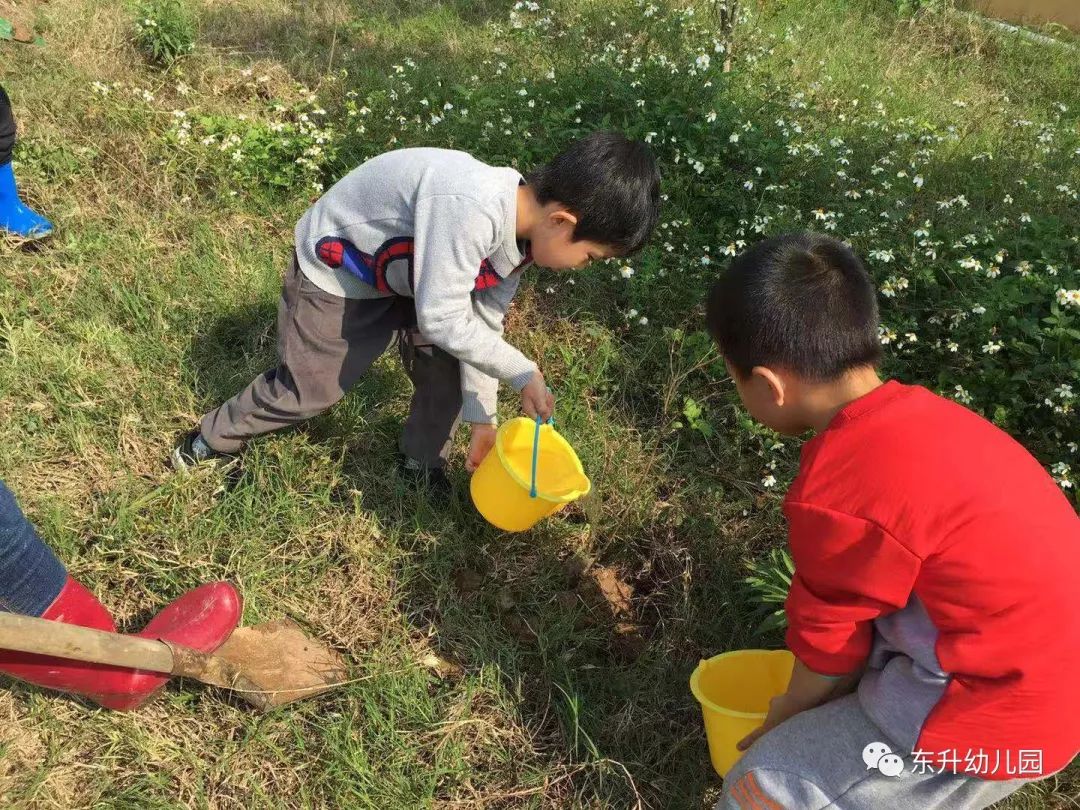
[296, 381, 345, 414]
[718, 717, 845, 810]
[718, 766, 831, 810]
[265, 366, 344, 414]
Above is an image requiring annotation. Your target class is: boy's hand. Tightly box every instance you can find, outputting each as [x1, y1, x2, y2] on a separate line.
[735, 658, 859, 752]
[466, 423, 498, 472]
[736, 691, 805, 752]
[520, 371, 555, 421]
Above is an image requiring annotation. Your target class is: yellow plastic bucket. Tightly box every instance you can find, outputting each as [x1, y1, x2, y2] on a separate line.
[470, 417, 591, 532]
[690, 649, 795, 778]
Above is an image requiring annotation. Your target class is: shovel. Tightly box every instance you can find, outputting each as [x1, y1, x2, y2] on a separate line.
[0, 613, 349, 710]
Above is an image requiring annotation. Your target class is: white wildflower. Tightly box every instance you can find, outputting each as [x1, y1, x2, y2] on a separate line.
[1056, 289, 1080, 309]
[880, 276, 909, 298]
[1052, 462, 1073, 489]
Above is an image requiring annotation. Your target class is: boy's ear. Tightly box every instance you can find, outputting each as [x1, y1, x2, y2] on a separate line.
[549, 209, 578, 228]
[751, 366, 786, 407]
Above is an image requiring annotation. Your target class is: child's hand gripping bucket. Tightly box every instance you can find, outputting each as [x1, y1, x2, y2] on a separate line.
[470, 416, 591, 532]
[690, 649, 795, 778]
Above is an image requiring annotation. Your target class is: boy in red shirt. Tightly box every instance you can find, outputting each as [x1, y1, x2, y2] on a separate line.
[705, 233, 1080, 809]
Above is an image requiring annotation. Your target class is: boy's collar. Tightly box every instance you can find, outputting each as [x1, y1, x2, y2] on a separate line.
[492, 169, 528, 275]
[824, 379, 905, 431]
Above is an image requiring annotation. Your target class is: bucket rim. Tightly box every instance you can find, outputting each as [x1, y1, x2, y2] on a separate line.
[689, 648, 794, 719]
[494, 417, 592, 503]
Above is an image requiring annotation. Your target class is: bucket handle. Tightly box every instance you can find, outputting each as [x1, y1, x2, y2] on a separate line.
[529, 413, 554, 499]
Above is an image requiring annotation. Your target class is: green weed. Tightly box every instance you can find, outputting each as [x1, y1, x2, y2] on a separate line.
[133, 0, 195, 67]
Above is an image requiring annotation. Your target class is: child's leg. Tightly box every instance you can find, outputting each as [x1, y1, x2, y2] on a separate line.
[0, 479, 67, 615]
[717, 693, 1028, 810]
[0, 476, 242, 709]
[397, 327, 462, 468]
[0, 86, 15, 166]
[0, 84, 52, 238]
[199, 254, 402, 453]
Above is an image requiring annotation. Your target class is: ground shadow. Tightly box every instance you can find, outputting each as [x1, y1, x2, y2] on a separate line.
[183, 299, 277, 410]
[335, 440, 759, 807]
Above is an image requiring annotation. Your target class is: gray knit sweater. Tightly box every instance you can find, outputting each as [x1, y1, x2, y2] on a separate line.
[294, 147, 537, 424]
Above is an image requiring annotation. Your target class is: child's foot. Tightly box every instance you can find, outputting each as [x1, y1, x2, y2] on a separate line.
[0, 162, 53, 239]
[171, 430, 239, 472]
[0, 577, 241, 710]
[397, 455, 452, 496]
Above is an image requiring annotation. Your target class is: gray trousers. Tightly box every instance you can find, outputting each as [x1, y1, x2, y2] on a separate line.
[200, 255, 462, 467]
[717, 694, 1030, 810]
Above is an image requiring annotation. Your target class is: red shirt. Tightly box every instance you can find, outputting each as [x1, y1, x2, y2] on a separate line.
[784, 381, 1080, 779]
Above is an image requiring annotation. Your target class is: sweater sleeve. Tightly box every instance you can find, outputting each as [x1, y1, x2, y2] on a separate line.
[459, 269, 526, 424]
[783, 501, 922, 675]
[412, 194, 538, 388]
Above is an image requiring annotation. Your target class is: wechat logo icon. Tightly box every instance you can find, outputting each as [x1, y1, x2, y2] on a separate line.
[863, 742, 905, 778]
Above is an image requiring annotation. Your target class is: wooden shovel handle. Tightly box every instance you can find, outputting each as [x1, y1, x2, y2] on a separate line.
[0, 612, 176, 673]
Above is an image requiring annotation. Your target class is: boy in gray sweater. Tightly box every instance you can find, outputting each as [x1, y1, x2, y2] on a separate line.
[173, 131, 660, 489]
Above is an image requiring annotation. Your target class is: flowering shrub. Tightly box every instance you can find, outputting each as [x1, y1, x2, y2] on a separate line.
[149, 0, 1076, 502]
[133, 0, 195, 67]
[162, 79, 338, 194]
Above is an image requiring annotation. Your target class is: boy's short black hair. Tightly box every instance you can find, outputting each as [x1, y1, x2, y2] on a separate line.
[706, 233, 881, 381]
[527, 130, 661, 255]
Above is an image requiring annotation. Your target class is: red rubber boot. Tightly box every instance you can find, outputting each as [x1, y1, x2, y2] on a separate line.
[95, 580, 242, 709]
[0, 577, 117, 693]
[0, 577, 242, 710]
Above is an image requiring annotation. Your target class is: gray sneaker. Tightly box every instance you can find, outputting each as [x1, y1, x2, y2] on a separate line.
[397, 455, 452, 496]
[171, 430, 239, 472]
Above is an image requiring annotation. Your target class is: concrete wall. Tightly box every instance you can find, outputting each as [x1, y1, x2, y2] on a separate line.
[971, 0, 1080, 31]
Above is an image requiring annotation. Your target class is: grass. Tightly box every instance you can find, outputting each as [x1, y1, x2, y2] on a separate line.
[1, 0, 1078, 807]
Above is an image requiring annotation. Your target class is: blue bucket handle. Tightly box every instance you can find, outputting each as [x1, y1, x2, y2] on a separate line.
[529, 412, 555, 499]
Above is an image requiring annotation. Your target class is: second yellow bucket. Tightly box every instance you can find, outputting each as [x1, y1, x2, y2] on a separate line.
[470, 417, 591, 532]
[690, 649, 795, 778]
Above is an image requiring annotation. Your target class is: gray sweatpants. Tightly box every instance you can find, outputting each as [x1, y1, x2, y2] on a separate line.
[200, 254, 462, 467]
[717, 694, 1031, 810]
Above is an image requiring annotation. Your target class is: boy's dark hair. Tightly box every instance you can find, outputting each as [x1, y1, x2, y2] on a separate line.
[706, 233, 881, 381]
[527, 130, 661, 255]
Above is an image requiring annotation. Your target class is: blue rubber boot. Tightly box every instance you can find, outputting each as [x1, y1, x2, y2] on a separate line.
[0, 161, 53, 238]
